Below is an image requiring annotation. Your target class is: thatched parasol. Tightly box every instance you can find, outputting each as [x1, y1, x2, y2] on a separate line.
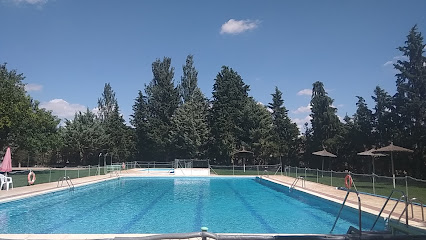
[358, 148, 387, 194]
[233, 149, 254, 172]
[312, 149, 337, 177]
[373, 142, 413, 188]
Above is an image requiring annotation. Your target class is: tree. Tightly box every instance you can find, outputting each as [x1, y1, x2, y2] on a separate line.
[170, 88, 209, 159]
[130, 91, 151, 160]
[245, 98, 274, 164]
[132, 57, 180, 161]
[0, 63, 29, 149]
[179, 55, 198, 103]
[309, 81, 341, 151]
[371, 86, 394, 147]
[97, 83, 133, 161]
[209, 66, 250, 164]
[353, 96, 373, 149]
[393, 25, 426, 177]
[62, 109, 106, 165]
[268, 87, 300, 165]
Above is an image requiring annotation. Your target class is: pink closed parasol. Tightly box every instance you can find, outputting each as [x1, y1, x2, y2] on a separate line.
[0, 147, 12, 174]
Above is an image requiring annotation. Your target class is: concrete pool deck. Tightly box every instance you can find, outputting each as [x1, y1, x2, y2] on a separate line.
[0, 168, 424, 239]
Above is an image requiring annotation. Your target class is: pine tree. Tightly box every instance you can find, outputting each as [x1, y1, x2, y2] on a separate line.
[372, 86, 394, 147]
[393, 25, 426, 177]
[309, 81, 341, 151]
[97, 83, 132, 161]
[353, 96, 373, 149]
[142, 57, 180, 160]
[179, 55, 198, 103]
[268, 87, 300, 165]
[209, 66, 250, 164]
[170, 88, 209, 159]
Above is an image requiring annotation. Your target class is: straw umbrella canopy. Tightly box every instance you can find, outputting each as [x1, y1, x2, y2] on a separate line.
[373, 142, 413, 188]
[233, 149, 254, 172]
[312, 149, 337, 177]
[357, 148, 387, 175]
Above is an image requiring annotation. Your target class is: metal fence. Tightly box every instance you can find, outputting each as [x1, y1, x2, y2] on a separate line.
[284, 166, 426, 205]
[7, 166, 108, 188]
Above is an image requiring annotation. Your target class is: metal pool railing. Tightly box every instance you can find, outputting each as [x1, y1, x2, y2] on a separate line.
[7, 165, 109, 188]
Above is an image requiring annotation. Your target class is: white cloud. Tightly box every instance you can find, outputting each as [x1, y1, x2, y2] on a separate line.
[40, 99, 87, 119]
[24, 83, 43, 92]
[292, 115, 312, 132]
[293, 104, 311, 114]
[220, 19, 260, 35]
[297, 89, 312, 96]
[383, 55, 408, 67]
[383, 61, 393, 66]
[12, 0, 47, 5]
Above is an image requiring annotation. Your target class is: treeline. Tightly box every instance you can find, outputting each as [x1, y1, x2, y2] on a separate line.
[0, 26, 425, 178]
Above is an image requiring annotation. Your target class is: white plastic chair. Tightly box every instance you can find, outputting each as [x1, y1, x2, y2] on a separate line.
[0, 174, 13, 191]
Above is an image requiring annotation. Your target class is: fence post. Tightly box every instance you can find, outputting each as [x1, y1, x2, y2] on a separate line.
[49, 168, 52, 183]
[305, 168, 307, 179]
[280, 163, 283, 176]
[405, 175, 409, 199]
[316, 169, 319, 183]
[89, 165, 91, 176]
[296, 167, 298, 178]
[330, 171, 333, 186]
[372, 173, 376, 195]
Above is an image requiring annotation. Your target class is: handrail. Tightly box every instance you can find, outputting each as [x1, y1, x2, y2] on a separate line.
[410, 198, 424, 221]
[289, 176, 305, 192]
[57, 176, 74, 190]
[370, 189, 408, 230]
[330, 188, 362, 235]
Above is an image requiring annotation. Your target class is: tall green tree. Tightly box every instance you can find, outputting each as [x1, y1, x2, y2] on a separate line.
[130, 91, 151, 160]
[132, 57, 180, 161]
[170, 88, 209, 159]
[309, 81, 341, 151]
[62, 109, 105, 165]
[372, 86, 394, 147]
[0, 63, 29, 149]
[353, 96, 373, 149]
[244, 98, 274, 164]
[97, 83, 134, 161]
[179, 55, 198, 103]
[268, 87, 300, 165]
[393, 25, 426, 177]
[209, 66, 250, 164]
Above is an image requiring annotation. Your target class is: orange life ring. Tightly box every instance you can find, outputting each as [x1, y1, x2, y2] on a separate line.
[28, 171, 36, 185]
[122, 162, 126, 170]
[344, 175, 352, 189]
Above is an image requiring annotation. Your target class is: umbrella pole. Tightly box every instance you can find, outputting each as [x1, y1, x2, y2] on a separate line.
[391, 152, 395, 188]
[321, 158, 324, 177]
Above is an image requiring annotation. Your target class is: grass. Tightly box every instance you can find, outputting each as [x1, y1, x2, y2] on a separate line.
[211, 168, 426, 204]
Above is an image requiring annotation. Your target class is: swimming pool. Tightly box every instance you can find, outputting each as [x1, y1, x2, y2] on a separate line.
[0, 177, 385, 234]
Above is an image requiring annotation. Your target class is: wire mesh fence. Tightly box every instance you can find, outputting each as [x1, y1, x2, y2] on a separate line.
[7, 166, 108, 188]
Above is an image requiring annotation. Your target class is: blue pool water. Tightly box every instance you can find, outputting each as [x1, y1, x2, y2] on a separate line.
[0, 177, 384, 234]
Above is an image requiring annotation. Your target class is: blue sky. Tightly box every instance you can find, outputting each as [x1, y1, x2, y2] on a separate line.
[1, 0, 425, 131]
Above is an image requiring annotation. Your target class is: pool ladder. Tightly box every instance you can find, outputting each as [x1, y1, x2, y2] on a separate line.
[330, 188, 362, 235]
[370, 189, 409, 230]
[57, 176, 75, 191]
[289, 177, 305, 192]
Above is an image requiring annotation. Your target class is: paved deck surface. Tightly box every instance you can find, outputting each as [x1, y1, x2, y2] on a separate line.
[0, 169, 424, 239]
